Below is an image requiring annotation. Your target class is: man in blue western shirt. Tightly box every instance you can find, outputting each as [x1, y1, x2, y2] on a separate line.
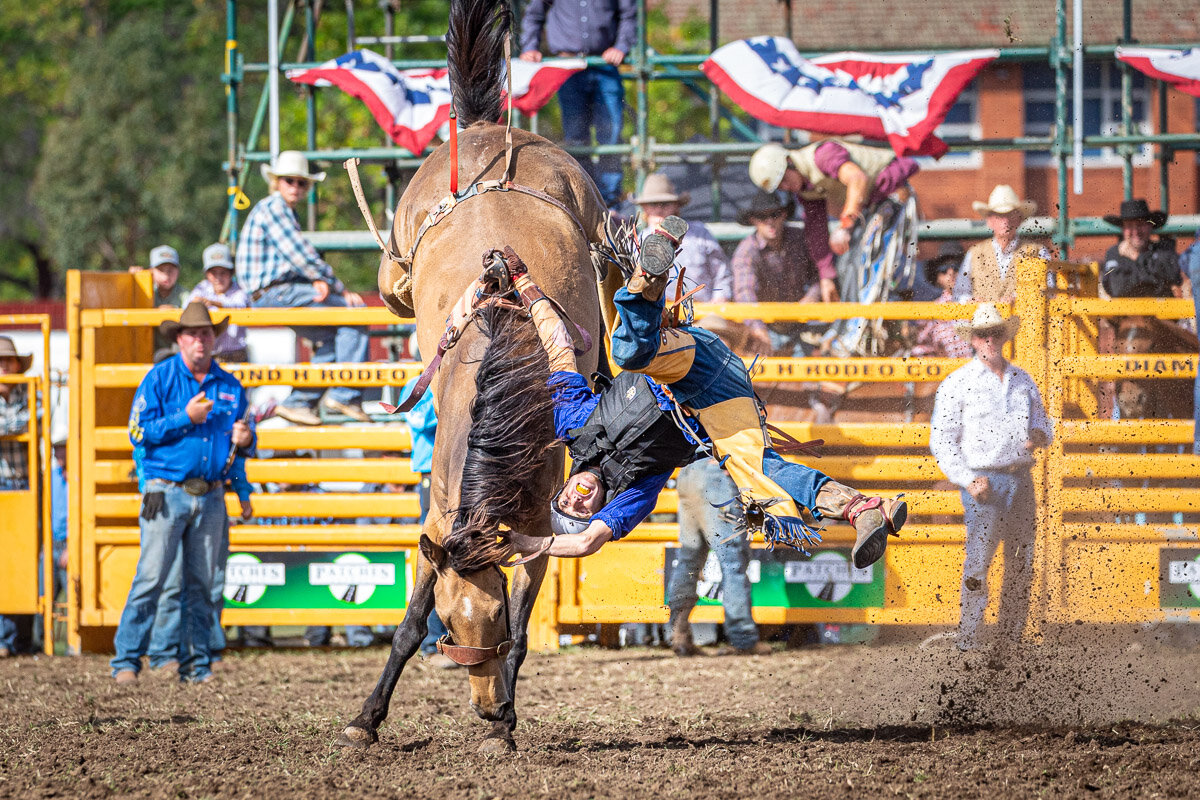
[112, 302, 255, 684]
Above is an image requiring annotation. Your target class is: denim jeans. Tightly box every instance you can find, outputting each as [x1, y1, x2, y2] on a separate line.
[111, 481, 228, 681]
[558, 65, 625, 207]
[252, 281, 369, 407]
[305, 625, 376, 647]
[0, 616, 16, 652]
[147, 531, 229, 668]
[667, 459, 760, 650]
[958, 470, 1037, 649]
[419, 610, 449, 655]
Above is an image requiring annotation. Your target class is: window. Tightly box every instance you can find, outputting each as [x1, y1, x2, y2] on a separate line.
[1022, 60, 1153, 166]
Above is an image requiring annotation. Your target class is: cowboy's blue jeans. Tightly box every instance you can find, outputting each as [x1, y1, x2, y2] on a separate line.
[111, 481, 227, 681]
[667, 459, 760, 649]
[558, 65, 625, 208]
[611, 288, 831, 514]
[958, 470, 1036, 649]
[147, 533, 229, 668]
[253, 282, 369, 407]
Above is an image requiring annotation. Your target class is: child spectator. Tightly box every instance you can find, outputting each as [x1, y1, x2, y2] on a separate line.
[187, 243, 251, 363]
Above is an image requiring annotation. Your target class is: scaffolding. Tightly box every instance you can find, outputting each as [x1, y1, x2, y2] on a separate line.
[221, 0, 1200, 255]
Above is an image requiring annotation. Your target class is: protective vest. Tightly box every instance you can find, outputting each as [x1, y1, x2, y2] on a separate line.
[966, 239, 1041, 302]
[567, 372, 699, 499]
[787, 140, 897, 205]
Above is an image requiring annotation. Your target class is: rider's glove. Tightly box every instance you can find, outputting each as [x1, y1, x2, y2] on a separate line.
[141, 491, 167, 522]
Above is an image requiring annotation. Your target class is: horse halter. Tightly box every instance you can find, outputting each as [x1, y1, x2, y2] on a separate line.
[433, 565, 515, 667]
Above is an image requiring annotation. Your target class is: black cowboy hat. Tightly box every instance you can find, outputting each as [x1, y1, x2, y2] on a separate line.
[1103, 198, 1167, 229]
[159, 300, 230, 340]
[923, 241, 965, 286]
[736, 189, 796, 227]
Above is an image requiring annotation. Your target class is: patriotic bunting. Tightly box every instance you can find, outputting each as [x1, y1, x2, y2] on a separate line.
[1116, 47, 1200, 98]
[701, 37, 998, 157]
[287, 49, 585, 155]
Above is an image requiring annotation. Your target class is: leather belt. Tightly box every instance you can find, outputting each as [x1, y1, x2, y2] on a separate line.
[177, 478, 221, 496]
[250, 279, 299, 302]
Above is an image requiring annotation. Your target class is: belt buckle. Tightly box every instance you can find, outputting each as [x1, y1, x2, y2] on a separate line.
[182, 478, 211, 496]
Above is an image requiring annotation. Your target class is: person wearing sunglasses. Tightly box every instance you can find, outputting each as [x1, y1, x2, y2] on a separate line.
[236, 150, 372, 426]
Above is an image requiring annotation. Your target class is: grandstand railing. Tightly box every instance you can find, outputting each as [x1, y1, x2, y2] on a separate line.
[66, 260, 1199, 652]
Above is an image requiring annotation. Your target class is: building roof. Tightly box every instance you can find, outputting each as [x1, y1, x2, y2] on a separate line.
[661, 0, 1200, 50]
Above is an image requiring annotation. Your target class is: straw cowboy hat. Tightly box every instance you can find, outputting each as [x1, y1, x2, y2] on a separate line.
[0, 336, 33, 373]
[736, 189, 796, 226]
[1103, 198, 1167, 229]
[954, 302, 1020, 343]
[632, 173, 691, 207]
[972, 185, 1037, 218]
[159, 301, 230, 340]
[261, 150, 327, 185]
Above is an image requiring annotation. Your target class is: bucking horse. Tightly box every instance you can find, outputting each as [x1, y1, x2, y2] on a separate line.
[336, 0, 617, 752]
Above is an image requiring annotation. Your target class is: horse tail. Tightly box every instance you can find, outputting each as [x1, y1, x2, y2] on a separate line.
[446, 0, 511, 127]
[444, 304, 556, 574]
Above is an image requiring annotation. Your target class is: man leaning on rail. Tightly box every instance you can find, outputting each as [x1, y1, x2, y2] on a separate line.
[111, 302, 255, 685]
[505, 218, 907, 566]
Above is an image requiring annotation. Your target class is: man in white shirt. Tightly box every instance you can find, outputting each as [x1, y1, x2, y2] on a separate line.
[954, 185, 1050, 303]
[930, 303, 1053, 655]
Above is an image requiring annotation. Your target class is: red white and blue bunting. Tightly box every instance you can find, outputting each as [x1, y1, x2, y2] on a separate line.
[1116, 47, 1200, 98]
[701, 37, 998, 157]
[287, 49, 585, 155]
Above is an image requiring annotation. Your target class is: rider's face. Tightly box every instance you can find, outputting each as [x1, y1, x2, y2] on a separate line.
[557, 472, 605, 518]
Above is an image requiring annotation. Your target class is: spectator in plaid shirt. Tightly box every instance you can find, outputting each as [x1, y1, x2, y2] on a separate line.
[0, 336, 34, 656]
[236, 151, 370, 426]
[730, 190, 830, 357]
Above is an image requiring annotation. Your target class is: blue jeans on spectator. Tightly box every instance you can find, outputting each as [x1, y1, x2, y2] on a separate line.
[0, 616, 16, 653]
[148, 531, 229, 668]
[958, 470, 1036, 650]
[253, 281, 370, 408]
[667, 459, 760, 650]
[1186, 236, 1200, 455]
[111, 481, 228, 681]
[558, 65, 625, 208]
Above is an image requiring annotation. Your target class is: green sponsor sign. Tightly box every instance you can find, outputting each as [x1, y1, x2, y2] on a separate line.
[664, 547, 884, 609]
[223, 551, 408, 610]
[1160, 548, 1200, 608]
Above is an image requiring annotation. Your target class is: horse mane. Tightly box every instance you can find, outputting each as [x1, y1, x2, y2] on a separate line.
[443, 303, 556, 574]
[446, 0, 511, 126]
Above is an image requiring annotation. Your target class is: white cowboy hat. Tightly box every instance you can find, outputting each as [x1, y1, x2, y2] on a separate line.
[749, 143, 790, 193]
[261, 150, 327, 185]
[972, 185, 1036, 218]
[632, 173, 691, 206]
[955, 302, 1021, 343]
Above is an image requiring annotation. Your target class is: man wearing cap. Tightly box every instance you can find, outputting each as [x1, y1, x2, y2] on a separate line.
[0, 336, 35, 656]
[930, 303, 1053, 655]
[748, 140, 918, 292]
[955, 185, 1050, 303]
[130, 245, 186, 309]
[237, 150, 371, 425]
[187, 243, 251, 363]
[504, 220, 906, 571]
[730, 189, 824, 356]
[112, 302, 255, 684]
[1100, 198, 1182, 299]
[633, 173, 732, 304]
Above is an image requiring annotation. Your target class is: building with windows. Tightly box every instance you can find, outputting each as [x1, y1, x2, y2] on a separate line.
[662, 0, 1200, 257]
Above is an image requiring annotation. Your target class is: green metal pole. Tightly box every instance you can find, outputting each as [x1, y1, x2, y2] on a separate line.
[708, 0, 720, 220]
[225, 0, 241, 247]
[1120, 0, 1134, 199]
[634, 0, 648, 196]
[1053, 0, 1071, 254]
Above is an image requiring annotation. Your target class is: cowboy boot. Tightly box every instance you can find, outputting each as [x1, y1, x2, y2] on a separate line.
[627, 216, 688, 301]
[669, 607, 699, 657]
[815, 481, 907, 569]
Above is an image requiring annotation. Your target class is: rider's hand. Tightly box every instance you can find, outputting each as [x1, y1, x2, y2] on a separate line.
[820, 278, 840, 303]
[967, 476, 991, 502]
[829, 228, 852, 256]
[602, 47, 626, 66]
[312, 280, 331, 303]
[519, 50, 542, 63]
[186, 392, 213, 425]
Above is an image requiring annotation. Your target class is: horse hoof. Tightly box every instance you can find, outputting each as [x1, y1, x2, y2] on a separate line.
[478, 736, 516, 753]
[335, 725, 376, 749]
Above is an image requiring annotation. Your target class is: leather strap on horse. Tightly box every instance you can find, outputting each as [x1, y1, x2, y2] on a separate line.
[766, 423, 825, 458]
[435, 634, 514, 667]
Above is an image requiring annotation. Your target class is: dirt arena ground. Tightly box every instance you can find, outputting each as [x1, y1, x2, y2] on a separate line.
[2, 631, 1199, 799]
